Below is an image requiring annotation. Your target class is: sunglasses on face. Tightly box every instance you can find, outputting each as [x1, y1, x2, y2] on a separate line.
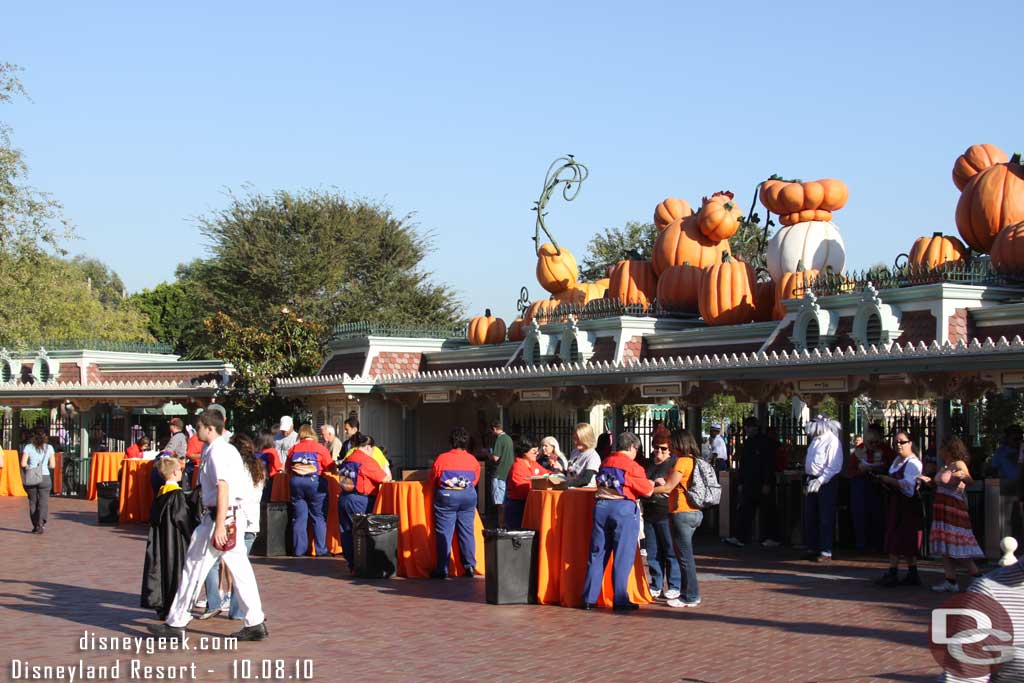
[654, 446, 671, 452]
[895, 439, 911, 446]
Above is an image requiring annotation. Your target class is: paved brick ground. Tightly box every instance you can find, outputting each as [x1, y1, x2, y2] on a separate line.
[0, 496, 964, 683]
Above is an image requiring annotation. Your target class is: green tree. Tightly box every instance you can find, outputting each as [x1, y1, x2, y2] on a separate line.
[579, 220, 658, 281]
[129, 277, 206, 356]
[203, 310, 325, 429]
[191, 188, 462, 332]
[72, 255, 126, 308]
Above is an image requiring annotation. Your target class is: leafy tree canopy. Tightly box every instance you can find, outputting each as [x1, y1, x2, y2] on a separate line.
[580, 220, 658, 282]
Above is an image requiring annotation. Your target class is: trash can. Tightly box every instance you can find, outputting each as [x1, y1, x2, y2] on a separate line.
[484, 529, 536, 605]
[352, 514, 399, 578]
[251, 502, 290, 557]
[96, 481, 120, 524]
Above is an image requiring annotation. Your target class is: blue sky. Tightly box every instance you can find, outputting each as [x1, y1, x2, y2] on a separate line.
[4, 1, 1022, 322]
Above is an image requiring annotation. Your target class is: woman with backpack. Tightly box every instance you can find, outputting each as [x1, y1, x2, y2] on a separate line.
[651, 429, 706, 608]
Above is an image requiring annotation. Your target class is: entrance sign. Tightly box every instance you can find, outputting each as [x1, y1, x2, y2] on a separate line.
[422, 391, 451, 404]
[519, 388, 553, 401]
[797, 377, 848, 393]
[641, 382, 682, 398]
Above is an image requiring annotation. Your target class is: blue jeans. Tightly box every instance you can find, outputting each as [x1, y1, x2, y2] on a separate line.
[804, 476, 839, 555]
[204, 532, 257, 618]
[582, 499, 639, 606]
[490, 478, 507, 506]
[670, 510, 702, 603]
[290, 474, 328, 556]
[643, 514, 680, 593]
[338, 492, 372, 570]
[433, 488, 478, 575]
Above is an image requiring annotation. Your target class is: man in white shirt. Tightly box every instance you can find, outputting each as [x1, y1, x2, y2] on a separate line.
[803, 415, 843, 563]
[275, 415, 297, 464]
[708, 424, 728, 473]
[148, 410, 268, 641]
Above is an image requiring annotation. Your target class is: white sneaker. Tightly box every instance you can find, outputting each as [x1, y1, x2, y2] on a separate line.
[667, 598, 701, 608]
[931, 581, 960, 593]
[723, 537, 745, 548]
[761, 539, 781, 548]
[650, 589, 662, 599]
[639, 549, 648, 557]
[663, 589, 681, 600]
[194, 598, 207, 609]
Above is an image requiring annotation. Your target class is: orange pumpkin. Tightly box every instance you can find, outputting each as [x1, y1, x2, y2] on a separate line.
[907, 232, 967, 271]
[523, 299, 559, 325]
[536, 242, 579, 294]
[507, 318, 527, 342]
[553, 280, 608, 306]
[953, 144, 1009, 191]
[654, 197, 694, 231]
[698, 253, 757, 326]
[652, 215, 730, 276]
[760, 178, 848, 214]
[753, 280, 777, 322]
[773, 263, 820, 320]
[608, 260, 658, 307]
[656, 263, 704, 313]
[990, 221, 1024, 274]
[955, 155, 1024, 253]
[467, 309, 507, 345]
[779, 209, 833, 226]
[698, 191, 742, 241]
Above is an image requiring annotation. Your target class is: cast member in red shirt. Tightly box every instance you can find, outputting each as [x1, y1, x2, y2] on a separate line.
[337, 434, 389, 571]
[504, 436, 553, 529]
[286, 425, 335, 557]
[430, 427, 482, 578]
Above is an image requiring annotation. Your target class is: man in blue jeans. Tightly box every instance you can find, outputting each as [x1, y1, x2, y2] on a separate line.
[803, 415, 844, 563]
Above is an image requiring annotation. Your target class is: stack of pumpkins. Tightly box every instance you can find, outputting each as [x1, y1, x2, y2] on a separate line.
[952, 144, 1024, 274]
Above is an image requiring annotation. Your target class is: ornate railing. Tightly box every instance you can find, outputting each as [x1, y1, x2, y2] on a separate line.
[792, 257, 1019, 297]
[331, 322, 468, 341]
[0, 339, 174, 354]
[530, 298, 701, 325]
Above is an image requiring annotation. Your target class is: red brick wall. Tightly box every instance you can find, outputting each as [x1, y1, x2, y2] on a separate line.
[367, 351, 423, 377]
[99, 370, 219, 383]
[57, 362, 80, 383]
[589, 337, 616, 363]
[947, 308, 971, 345]
[621, 336, 646, 363]
[894, 310, 937, 346]
[647, 342, 764, 360]
[86, 363, 102, 383]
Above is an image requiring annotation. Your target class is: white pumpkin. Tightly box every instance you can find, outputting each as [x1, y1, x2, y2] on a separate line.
[766, 220, 846, 282]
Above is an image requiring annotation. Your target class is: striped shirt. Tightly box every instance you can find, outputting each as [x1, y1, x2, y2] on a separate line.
[941, 559, 1024, 683]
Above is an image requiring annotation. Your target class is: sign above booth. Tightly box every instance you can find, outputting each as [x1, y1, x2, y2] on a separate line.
[422, 390, 451, 404]
[519, 388, 553, 401]
[641, 382, 682, 398]
[797, 377, 848, 393]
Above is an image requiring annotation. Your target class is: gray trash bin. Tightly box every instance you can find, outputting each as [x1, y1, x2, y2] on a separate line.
[96, 481, 120, 524]
[484, 529, 536, 604]
[353, 514, 399, 578]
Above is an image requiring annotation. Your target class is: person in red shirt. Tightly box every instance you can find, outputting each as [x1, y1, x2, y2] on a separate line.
[848, 422, 893, 553]
[582, 431, 655, 611]
[504, 436, 553, 530]
[125, 436, 150, 459]
[254, 431, 282, 504]
[286, 424, 335, 557]
[337, 434, 389, 572]
[430, 427, 482, 578]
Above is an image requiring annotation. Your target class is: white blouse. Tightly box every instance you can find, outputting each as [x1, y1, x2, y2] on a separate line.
[888, 455, 922, 498]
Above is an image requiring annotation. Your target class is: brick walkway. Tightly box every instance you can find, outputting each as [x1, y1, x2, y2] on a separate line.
[0, 496, 960, 683]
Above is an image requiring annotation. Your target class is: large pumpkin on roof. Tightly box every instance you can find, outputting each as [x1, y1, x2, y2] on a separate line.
[760, 178, 848, 215]
[773, 263, 820, 320]
[991, 222, 1024, 274]
[656, 263, 704, 313]
[953, 144, 1009, 191]
[697, 192, 742, 241]
[653, 197, 694, 231]
[536, 242, 579, 294]
[507, 318, 527, 342]
[698, 253, 756, 326]
[553, 280, 609, 307]
[753, 280, 777, 322]
[608, 260, 658, 307]
[523, 298, 559, 325]
[467, 309, 506, 345]
[907, 232, 967, 271]
[652, 215, 729, 276]
[765, 220, 846, 282]
[955, 154, 1024, 253]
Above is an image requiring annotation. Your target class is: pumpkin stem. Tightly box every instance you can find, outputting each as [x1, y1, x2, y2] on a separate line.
[932, 231, 942, 238]
[1013, 153, 1022, 165]
[721, 251, 732, 263]
[485, 308, 492, 317]
[724, 201, 735, 211]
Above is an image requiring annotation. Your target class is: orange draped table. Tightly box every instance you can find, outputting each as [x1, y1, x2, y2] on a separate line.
[52, 452, 62, 495]
[87, 452, 125, 500]
[0, 450, 26, 497]
[118, 459, 155, 523]
[270, 473, 343, 556]
[522, 488, 652, 608]
[373, 480, 486, 578]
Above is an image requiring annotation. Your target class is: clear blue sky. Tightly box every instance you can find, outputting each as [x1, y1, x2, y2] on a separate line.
[4, 1, 1022, 322]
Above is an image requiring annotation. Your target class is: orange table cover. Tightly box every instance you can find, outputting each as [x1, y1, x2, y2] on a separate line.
[270, 472, 343, 556]
[522, 488, 653, 608]
[118, 459, 155, 523]
[0, 450, 26, 497]
[52, 452, 62, 495]
[87, 452, 125, 500]
[373, 480, 486, 578]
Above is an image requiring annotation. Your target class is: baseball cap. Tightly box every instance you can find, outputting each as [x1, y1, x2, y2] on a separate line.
[709, 423, 722, 431]
[280, 416, 294, 431]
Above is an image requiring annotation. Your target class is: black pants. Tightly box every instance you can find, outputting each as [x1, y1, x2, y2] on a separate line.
[26, 477, 51, 530]
[736, 484, 778, 543]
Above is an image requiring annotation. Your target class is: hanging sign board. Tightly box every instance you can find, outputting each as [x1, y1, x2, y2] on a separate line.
[1002, 372, 1024, 388]
[422, 391, 451, 404]
[519, 388, 553, 401]
[797, 377, 848, 393]
[641, 382, 682, 398]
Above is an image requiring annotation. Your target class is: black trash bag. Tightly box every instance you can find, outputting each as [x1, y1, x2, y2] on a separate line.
[352, 514, 399, 578]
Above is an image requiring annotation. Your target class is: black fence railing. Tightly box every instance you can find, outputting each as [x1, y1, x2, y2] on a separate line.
[0, 340, 174, 354]
[792, 257, 1018, 298]
[331, 322, 467, 341]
